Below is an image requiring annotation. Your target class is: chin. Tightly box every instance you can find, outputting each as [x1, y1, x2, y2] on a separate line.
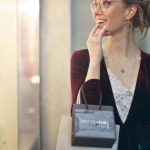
[104, 30, 111, 36]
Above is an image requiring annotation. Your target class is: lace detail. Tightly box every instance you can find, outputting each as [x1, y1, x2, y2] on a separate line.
[107, 68, 135, 123]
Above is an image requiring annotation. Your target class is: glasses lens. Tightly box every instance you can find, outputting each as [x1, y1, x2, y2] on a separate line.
[90, 1, 98, 10]
[90, 0, 110, 11]
[101, 0, 110, 10]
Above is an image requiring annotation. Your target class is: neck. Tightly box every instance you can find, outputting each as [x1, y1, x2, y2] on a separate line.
[104, 31, 139, 59]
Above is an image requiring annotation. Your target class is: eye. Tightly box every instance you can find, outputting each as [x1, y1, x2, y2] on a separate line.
[101, 0, 112, 6]
[93, 1, 99, 7]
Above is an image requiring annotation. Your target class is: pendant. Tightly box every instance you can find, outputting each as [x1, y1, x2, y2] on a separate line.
[126, 91, 132, 96]
[121, 68, 125, 73]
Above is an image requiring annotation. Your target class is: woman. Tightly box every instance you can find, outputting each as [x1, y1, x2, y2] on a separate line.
[71, 0, 150, 149]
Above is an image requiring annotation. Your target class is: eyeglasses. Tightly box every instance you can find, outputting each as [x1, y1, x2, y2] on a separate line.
[90, 0, 122, 12]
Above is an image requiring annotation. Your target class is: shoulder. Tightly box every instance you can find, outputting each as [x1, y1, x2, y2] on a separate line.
[71, 49, 89, 73]
[71, 49, 90, 65]
[71, 49, 89, 61]
[141, 50, 150, 58]
[141, 50, 150, 63]
[141, 51, 150, 74]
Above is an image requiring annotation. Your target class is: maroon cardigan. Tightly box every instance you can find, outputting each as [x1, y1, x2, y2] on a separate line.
[71, 49, 150, 150]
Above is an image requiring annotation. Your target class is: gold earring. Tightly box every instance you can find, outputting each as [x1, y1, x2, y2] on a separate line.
[123, 20, 133, 32]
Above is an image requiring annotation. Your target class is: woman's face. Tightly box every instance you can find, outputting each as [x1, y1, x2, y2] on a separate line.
[91, 0, 129, 35]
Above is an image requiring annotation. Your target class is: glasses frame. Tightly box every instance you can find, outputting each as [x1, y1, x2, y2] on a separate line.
[89, 0, 124, 12]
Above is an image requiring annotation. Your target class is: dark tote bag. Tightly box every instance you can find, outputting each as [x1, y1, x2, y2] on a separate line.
[137, 143, 150, 150]
[71, 87, 116, 148]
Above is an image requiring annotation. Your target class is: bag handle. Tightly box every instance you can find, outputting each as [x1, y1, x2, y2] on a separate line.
[81, 85, 102, 110]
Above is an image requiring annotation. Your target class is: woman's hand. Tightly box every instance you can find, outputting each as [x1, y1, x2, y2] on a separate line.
[85, 25, 106, 81]
[87, 24, 106, 64]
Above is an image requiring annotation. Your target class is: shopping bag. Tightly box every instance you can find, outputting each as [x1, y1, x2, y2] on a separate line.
[72, 87, 116, 148]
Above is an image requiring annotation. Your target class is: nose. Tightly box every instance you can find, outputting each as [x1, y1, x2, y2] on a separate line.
[92, 6, 103, 14]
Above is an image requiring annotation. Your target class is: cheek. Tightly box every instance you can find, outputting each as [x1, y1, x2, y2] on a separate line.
[106, 9, 125, 30]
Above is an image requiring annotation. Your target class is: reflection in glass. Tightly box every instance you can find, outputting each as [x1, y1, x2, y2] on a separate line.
[18, 0, 40, 149]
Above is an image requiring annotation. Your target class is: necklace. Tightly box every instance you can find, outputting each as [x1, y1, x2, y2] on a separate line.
[112, 53, 129, 73]
[108, 49, 140, 89]
[126, 51, 141, 93]
[124, 58, 137, 96]
[117, 50, 140, 92]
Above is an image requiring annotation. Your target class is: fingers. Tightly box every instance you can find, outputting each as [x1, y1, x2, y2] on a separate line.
[89, 25, 107, 41]
[89, 24, 100, 37]
[97, 26, 107, 39]
[86, 25, 106, 62]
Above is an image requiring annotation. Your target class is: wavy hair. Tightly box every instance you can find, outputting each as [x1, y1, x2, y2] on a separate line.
[123, 0, 150, 38]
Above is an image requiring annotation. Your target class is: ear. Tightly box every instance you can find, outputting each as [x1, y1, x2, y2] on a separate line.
[125, 4, 138, 20]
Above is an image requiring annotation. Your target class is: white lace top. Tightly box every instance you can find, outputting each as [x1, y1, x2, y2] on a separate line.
[77, 68, 136, 123]
[107, 68, 135, 123]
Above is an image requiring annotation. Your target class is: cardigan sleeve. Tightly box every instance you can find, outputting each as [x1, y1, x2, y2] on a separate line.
[80, 79, 101, 105]
[70, 50, 101, 105]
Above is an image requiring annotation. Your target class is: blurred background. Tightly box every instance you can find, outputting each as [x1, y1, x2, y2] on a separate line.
[0, 0, 149, 150]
